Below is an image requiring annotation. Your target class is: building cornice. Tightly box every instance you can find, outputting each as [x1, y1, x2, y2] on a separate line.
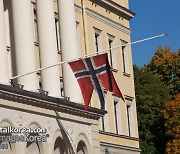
[0, 84, 106, 120]
[85, 8, 131, 35]
[100, 141, 141, 152]
[89, 0, 135, 20]
[124, 95, 134, 101]
[99, 131, 139, 141]
[75, 4, 82, 14]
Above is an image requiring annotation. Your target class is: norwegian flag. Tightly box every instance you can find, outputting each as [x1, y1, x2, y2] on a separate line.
[68, 53, 124, 111]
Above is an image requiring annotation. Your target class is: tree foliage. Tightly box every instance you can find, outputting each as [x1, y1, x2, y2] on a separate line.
[162, 93, 180, 154]
[134, 65, 171, 154]
[145, 46, 180, 96]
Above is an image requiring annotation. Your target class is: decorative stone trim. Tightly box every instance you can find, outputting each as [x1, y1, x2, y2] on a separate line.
[123, 72, 131, 77]
[124, 95, 134, 101]
[75, 4, 82, 14]
[85, 8, 131, 35]
[100, 141, 141, 152]
[0, 84, 106, 120]
[99, 131, 139, 141]
[90, 0, 135, 20]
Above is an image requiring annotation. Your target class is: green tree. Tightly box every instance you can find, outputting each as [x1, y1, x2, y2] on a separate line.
[145, 46, 180, 96]
[134, 65, 171, 154]
[162, 93, 180, 154]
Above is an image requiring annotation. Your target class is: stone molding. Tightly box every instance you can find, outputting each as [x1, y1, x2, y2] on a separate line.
[100, 141, 141, 153]
[0, 84, 106, 120]
[85, 8, 131, 35]
[90, 0, 135, 20]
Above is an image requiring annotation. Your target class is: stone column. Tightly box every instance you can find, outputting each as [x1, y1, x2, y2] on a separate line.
[10, 0, 38, 91]
[36, 0, 61, 97]
[0, 0, 9, 84]
[58, 0, 82, 103]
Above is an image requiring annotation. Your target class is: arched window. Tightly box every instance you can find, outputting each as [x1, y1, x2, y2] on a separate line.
[0, 140, 15, 154]
[0, 121, 16, 154]
[77, 141, 88, 154]
[26, 141, 40, 154]
[54, 137, 66, 154]
[26, 124, 44, 154]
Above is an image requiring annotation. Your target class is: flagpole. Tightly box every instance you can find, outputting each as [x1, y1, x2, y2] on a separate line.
[11, 33, 167, 80]
[124, 33, 168, 47]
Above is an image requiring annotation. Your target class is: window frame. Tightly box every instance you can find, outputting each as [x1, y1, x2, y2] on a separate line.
[114, 101, 119, 134]
[93, 28, 102, 53]
[108, 34, 118, 71]
[55, 14, 61, 52]
[121, 40, 130, 76]
[32, 3, 39, 45]
[113, 96, 123, 135]
[101, 91, 109, 132]
[125, 96, 135, 137]
[76, 22, 81, 54]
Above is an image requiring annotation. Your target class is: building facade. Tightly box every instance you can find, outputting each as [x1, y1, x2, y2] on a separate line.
[0, 0, 140, 153]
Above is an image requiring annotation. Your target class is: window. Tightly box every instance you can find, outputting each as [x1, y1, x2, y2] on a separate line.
[102, 113, 109, 132]
[37, 71, 41, 89]
[108, 35, 117, 70]
[60, 77, 64, 97]
[32, 3, 60, 52]
[54, 137, 66, 154]
[102, 116, 105, 132]
[76, 22, 81, 53]
[77, 141, 88, 154]
[125, 97, 134, 137]
[113, 97, 122, 134]
[121, 40, 130, 75]
[27, 142, 40, 154]
[114, 101, 118, 134]
[55, 15, 61, 52]
[34, 19, 39, 44]
[126, 104, 131, 136]
[101, 92, 109, 132]
[32, 3, 39, 44]
[109, 39, 113, 67]
[94, 28, 102, 53]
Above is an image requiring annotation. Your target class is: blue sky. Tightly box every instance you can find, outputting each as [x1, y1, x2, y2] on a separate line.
[129, 0, 180, 67]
